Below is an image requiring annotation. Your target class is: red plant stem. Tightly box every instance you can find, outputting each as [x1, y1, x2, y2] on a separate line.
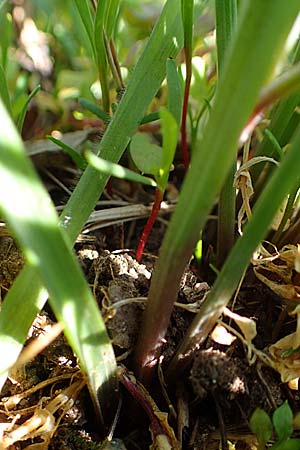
[136, 189, 163, 262]
[119, 368, 164, 436]
[180, 50, 192, 170]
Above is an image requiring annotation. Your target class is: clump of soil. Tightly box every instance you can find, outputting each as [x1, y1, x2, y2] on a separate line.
[0, 237, 24, 292]
[1, 194, 300, 449]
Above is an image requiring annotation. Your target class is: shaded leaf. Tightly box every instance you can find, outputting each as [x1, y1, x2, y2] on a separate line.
[250, 408, 273, 448]
[130, 132, 162, 176]
[157, 107, 178, 192]
[273, 401, 293, 443]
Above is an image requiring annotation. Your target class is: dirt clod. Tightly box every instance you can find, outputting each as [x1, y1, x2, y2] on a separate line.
[190, 349, 246, 399]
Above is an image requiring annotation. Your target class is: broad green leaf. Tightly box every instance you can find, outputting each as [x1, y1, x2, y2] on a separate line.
[157, 107, 178, 192]
[85, 150, 157, 187]
[272, 440, 300, 450]
[130, 132, 162, 176]
[273, 402, 293, 443]
[250, 409, 273, 449]
[293, 412, 300, 429]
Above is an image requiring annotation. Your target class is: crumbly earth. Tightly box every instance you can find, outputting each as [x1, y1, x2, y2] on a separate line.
[0, 185, 300, 449]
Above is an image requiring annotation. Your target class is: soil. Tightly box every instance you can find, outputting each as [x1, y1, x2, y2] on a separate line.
[1, 148, 300, 450]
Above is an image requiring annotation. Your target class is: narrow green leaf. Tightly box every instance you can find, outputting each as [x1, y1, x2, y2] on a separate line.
[166, 58, 183, 126]
[0, 98, 117, 424]
[0, 1, 12, 70]
[47, 136, 87, 170]
[252, 39, 300, 184]
[215, 0, 237, 266]
[85, 150, 157, 187]
[16, 85, 41, 133]
[130, 132, 162, 176]
[181, 0, 194, 59]
[74, 0, 95, 55]
[255, 61, 300, 115]
[79, 97, 111, 123]
[168, 121, 300, 379]
[264, 129, 284, 160]
[94, 1, 110, 112]
[157, 107, 178, 192]
[140, 111, 160, 125]
[0, 64, 11, 115]
[250, 409, 273, 450]
[273, 402, 293, 443]
[215, 0, 237, 72]
[105, 0, 120, 39]
[0, 0, 183, 388]
[135, 0, 300, 382]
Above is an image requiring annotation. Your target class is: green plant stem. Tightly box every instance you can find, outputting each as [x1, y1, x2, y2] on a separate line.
[167, 121, 300, 380]
[216, 0, 237, 267]
[134, 0, 300, 385]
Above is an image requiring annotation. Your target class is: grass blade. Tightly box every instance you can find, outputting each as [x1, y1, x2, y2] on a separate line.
[167, 121, 300, 378]
[105, 0, 120, 39]
[47, 135, 87, 170]
[16, 85, 41, 133]
[0, 0, 183, 393]
[0, 64, 11, 115]
[94, 1, 110, 113]
[166, 58, 183, 127]
[79, 97, 111, 122]
[134, 0, 300, 384]
[180, 0, 194, 169]
[251, 40, 300, 186]
[74, 0, 95, 55]
[0, 99, 117, 426]
[85, 150, 157, 187]
[216, 0, 237, 266]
